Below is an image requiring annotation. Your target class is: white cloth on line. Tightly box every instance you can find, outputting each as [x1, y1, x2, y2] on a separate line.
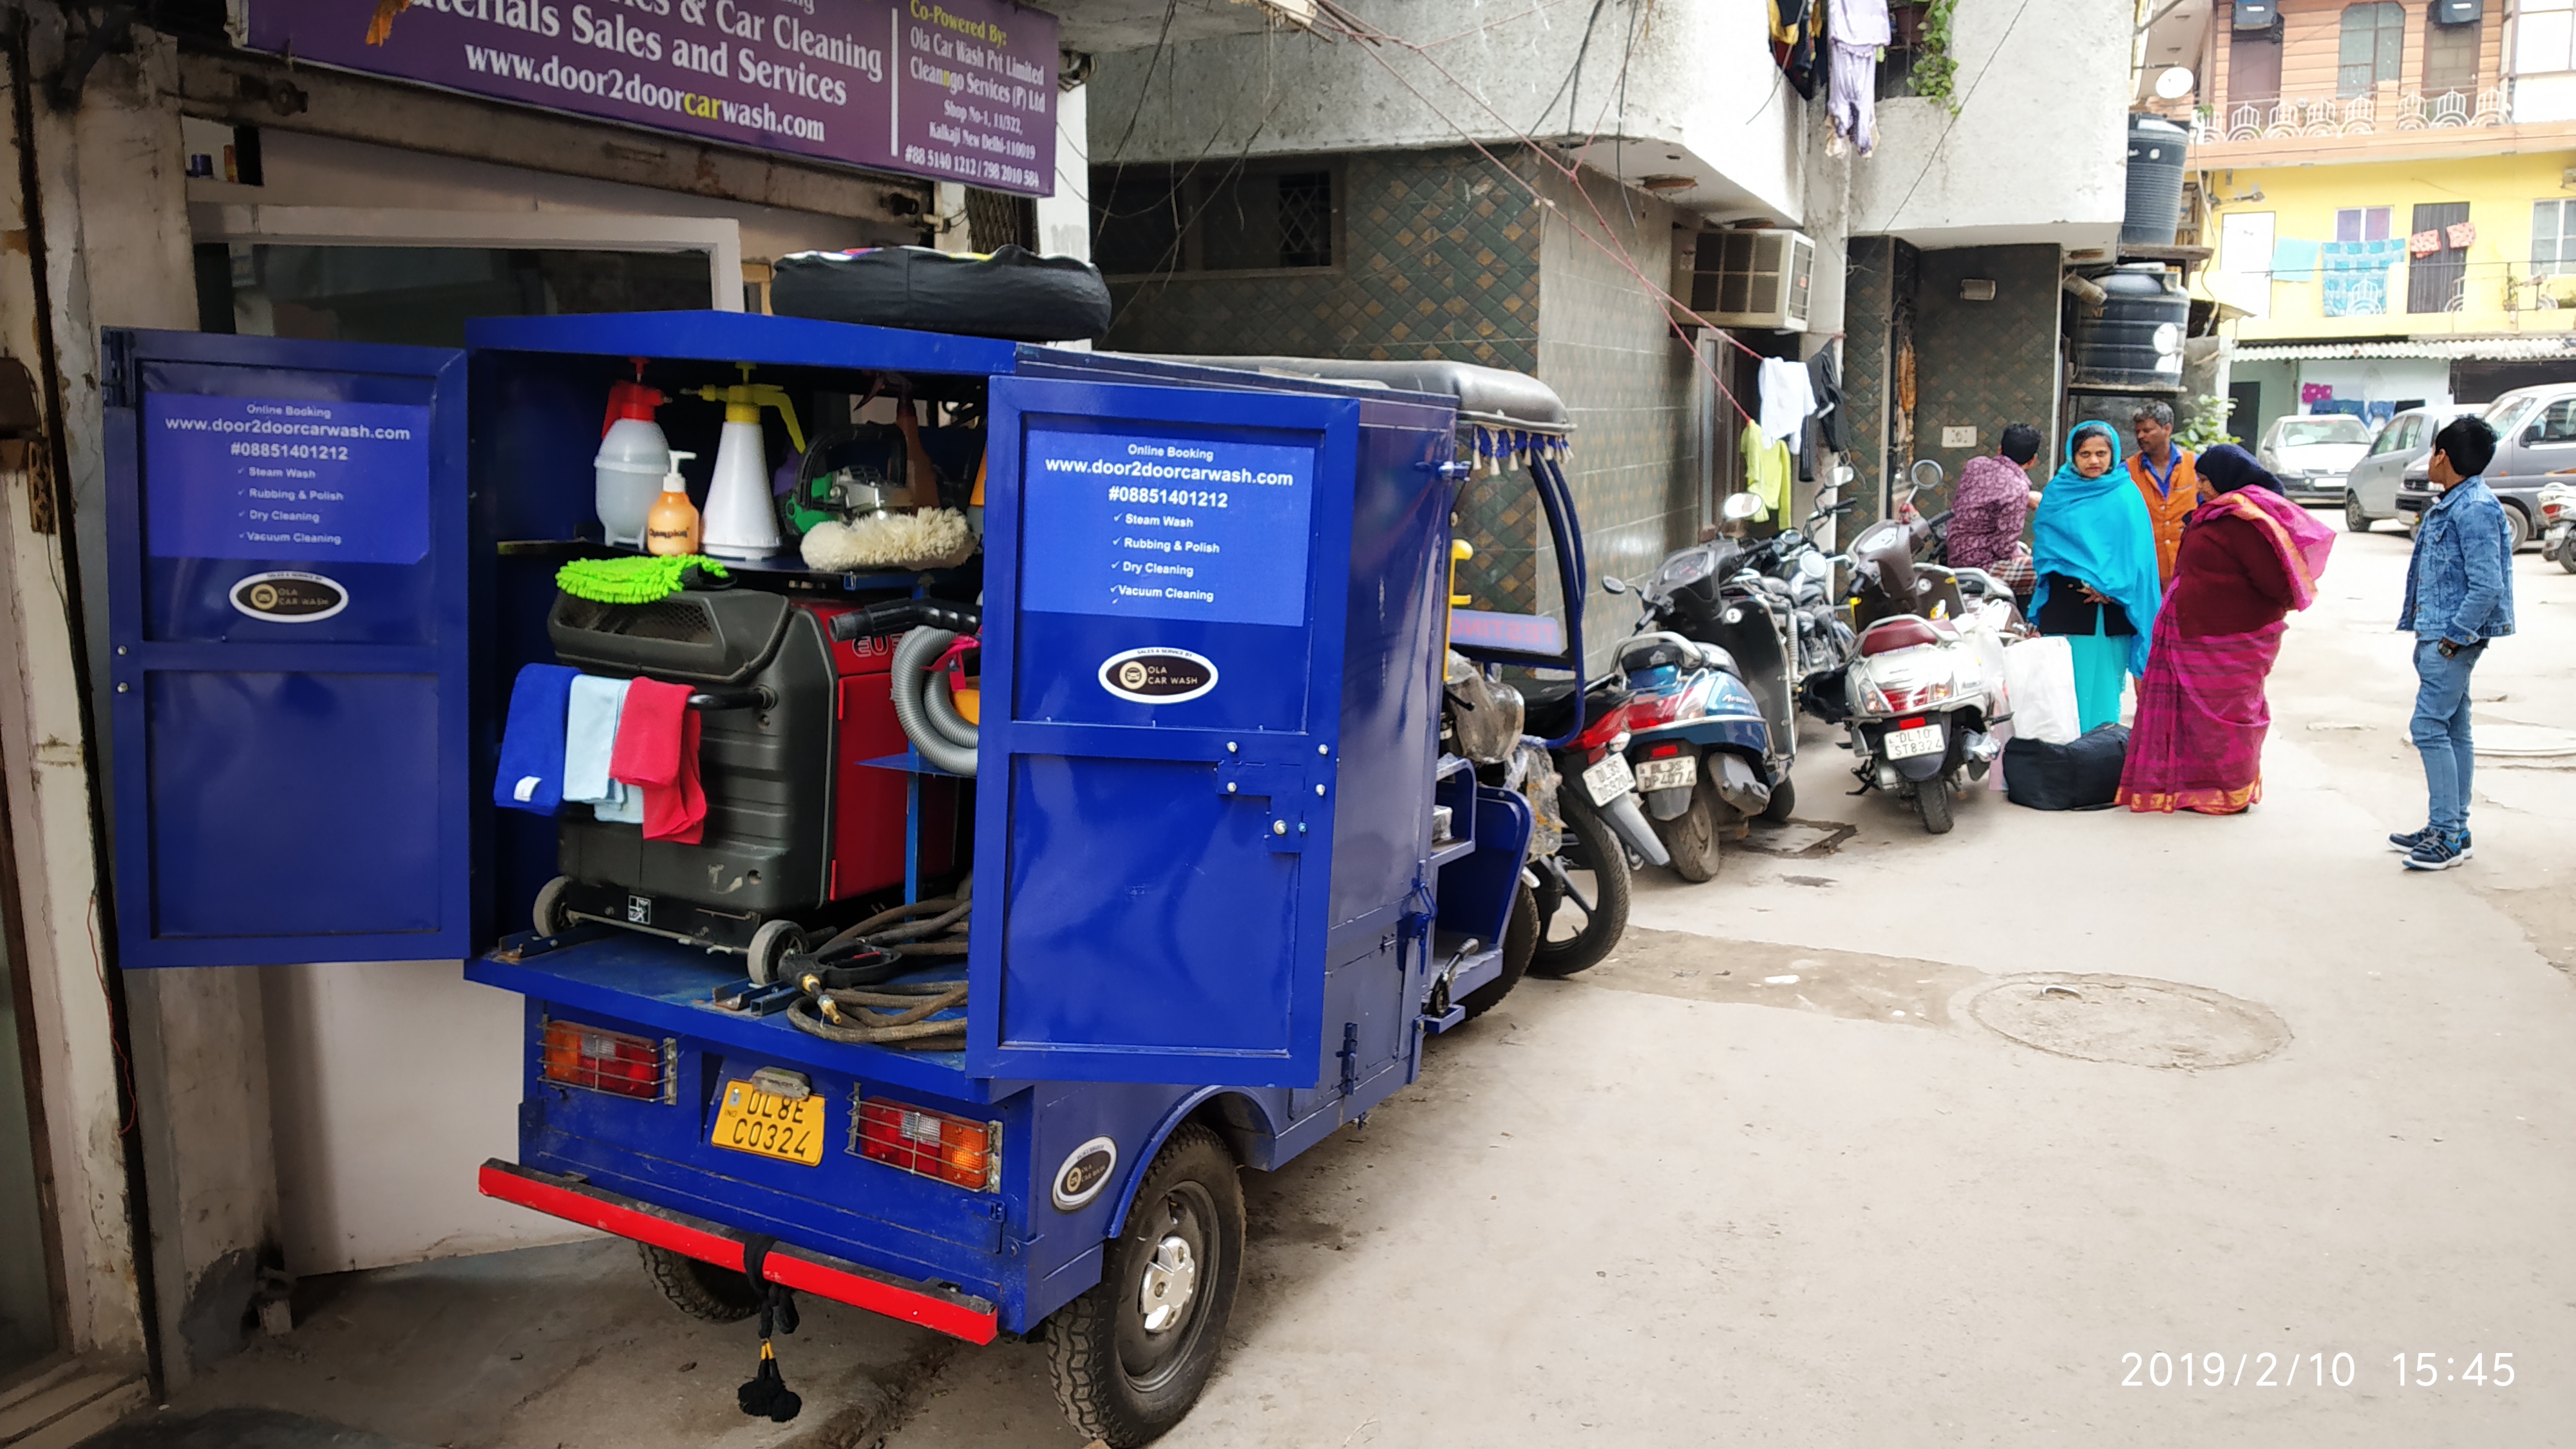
[1830, 0, 1893, 48]
[1758, 356, 1818, 453]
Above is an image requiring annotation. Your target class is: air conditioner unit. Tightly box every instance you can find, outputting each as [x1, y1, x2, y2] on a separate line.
[1690, 229, 1814, 332]
[2231, 1, 2276, 29]
[2432, 0, 2481, 23]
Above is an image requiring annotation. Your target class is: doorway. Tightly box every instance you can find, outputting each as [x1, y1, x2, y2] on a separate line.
[2227, 380, 2262, 446]
[0, 781, 62, 1378]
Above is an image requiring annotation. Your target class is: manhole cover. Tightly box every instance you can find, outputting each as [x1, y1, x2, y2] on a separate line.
[2471, 723, 2576, 758]
[1959, 974, 2288, 1070]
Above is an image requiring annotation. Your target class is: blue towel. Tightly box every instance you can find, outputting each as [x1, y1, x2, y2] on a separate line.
[562, 674, 643, 824]
[2269, 238, 2321, 283]
[495, 663, 580, 815]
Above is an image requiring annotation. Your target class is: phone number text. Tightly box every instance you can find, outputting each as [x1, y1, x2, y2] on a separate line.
[1107, 486, 1230, 507]
[230, 442, 352, 462]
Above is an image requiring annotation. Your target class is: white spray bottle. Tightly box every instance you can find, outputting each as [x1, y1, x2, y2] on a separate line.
[693, 365, 806, 560]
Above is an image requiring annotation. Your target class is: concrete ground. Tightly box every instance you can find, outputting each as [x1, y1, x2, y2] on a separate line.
[91, 515, 2576, 1448]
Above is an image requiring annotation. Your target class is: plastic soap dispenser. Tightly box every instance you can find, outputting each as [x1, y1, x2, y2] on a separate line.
[643, 450, 701, 557]
[694, 366, 806, 560]
[594, 368, 670, 547]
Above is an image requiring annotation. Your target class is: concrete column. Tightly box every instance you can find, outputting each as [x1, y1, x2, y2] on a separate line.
[5, 17, 279, 1388]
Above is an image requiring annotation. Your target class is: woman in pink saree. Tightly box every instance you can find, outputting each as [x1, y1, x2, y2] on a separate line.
[2117, 444, 2336, 815]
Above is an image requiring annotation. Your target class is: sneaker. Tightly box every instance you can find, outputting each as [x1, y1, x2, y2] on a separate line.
[2404, 831, 2470, 871]
[2389, 827, 2471, 858]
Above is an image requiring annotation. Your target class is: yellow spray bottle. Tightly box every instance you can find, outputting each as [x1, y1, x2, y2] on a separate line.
[693, 365, 806, 560]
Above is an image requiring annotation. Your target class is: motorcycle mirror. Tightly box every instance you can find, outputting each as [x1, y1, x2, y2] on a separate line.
[1721, 492, 1765, 522]
[1832, 464, 1856, 488]
[1601, 574, 1629, 594]
[1909, 459, 1946, 490]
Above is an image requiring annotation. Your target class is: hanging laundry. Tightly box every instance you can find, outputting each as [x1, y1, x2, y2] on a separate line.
[1806, 345, 1847, 452]
[1741, 419, 1792, 519]
[2407, 230, 2443, 258]
[2447, 220, 2477, 250]
[1758, 355, 1817, 453]
[2366, 401, 2398, 425]
[564, 674, 643, 826]
[610, 677, 708, 845]
[1770, 0, 1821, 101]
[2268, 238, 2321, 283]
[2319, 238, 2403, 317]
[2299, 383, 2335, 405]
[1826, 0, 1891, 156]
[495, 663, 580, 815]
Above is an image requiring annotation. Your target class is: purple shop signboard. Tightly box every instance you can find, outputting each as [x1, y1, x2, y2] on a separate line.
[245, 0, 1057, 196]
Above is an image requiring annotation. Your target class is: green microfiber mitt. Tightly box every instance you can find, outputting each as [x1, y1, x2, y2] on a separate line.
[554, 554, 729, 604]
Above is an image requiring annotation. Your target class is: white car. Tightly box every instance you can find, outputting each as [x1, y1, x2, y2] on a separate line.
[2343, 404, 2479, 533]
[2253, 414, 2374, 504]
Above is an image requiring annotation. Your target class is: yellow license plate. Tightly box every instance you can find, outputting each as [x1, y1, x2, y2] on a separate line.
[712, 1080, 827, 1166]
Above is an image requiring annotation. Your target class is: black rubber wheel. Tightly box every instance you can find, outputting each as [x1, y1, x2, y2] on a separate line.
[2560, 546, 2576, 576]
[1529, 790, 1631, 978]
[532, 876, 574, 937]
[1917, 777, 1955, 835]
[1757, 775, 1798, 825]
[638, 1242, 760, 1322]
[1653, 778, 1724, 883]
[2344, 493, 2374, 533]
[1459, 884, 1537, 1021]
[1045, 1125, 1244, 1448]
[747, 920, 807, 986]
[2504, 504, 2532, 552]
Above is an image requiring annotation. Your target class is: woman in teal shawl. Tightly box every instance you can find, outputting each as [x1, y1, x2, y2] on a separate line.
[2030, 421, 2163, 732]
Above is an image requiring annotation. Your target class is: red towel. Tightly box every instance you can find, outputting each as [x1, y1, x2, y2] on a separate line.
[609, 677, 706, 844]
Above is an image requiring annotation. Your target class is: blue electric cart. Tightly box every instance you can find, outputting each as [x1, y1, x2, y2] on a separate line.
[99, 314, 1584, 1444]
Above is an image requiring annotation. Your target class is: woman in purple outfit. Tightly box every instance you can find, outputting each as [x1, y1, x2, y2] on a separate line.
[1942, 422, 2043, 602]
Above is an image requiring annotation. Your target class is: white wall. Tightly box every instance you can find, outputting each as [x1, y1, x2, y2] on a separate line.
[2292, 358, 2454, 411]
[1038, 81, 1092, 260]
[1849, 0, 2132, 248]
[1086, 0, 1807, 223]
[264, 962, 587, 1274]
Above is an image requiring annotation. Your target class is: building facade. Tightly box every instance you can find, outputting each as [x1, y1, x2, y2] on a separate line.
[2190, 0, 2576, 439]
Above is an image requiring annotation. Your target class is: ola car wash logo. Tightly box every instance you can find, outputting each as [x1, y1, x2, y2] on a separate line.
[1098, 648, 1217, 704]
[229, 571, 348, 623]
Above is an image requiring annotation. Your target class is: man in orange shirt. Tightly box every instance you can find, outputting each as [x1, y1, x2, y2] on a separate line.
[2126, 401, 2201, 585]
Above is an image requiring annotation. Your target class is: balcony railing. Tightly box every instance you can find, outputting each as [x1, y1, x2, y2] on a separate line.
[2189, 88, 2508, 144]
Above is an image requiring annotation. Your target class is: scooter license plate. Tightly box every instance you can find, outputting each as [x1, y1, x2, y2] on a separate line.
[1883, 723, 1945, 761]
[1633, 755, 1698, 793]
[1582, 753, 1637, 806]
[712, 1080, 827, 1167]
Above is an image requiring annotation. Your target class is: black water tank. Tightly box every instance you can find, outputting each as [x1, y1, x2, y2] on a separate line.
[2122, 114, 2189, 246]
[2069, 264, 2188, 393]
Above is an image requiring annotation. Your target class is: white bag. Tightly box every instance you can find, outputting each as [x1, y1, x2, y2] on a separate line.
[2002, 636, 2083, 745]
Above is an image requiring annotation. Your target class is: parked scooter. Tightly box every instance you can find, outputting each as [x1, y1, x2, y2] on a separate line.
[1601, 539, 1794, 879]
[1830, 473, 2010, 834]
[1519, 677, 1665, 971]
[2542, 480, 2576, 574]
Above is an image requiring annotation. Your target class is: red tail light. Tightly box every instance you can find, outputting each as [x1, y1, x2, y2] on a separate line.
[1646, 741, 1684, 758]
[541, 1018, 668, 1102]
[1624, 692, 1687, 729]
[1572, 701, 1630, 750]
[856, 1098, 1001, 1191]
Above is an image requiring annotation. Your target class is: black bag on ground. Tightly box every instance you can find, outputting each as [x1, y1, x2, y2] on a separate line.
[2003, 724, 2129, 811]
[770, 245, 1112, 341]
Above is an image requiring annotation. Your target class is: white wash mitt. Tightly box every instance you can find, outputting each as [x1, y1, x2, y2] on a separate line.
[798, 509, 976, 573]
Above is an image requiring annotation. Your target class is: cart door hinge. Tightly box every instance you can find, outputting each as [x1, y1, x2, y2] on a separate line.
[100, 332, 133, 410]
[1336, 1021, 1359, 1096]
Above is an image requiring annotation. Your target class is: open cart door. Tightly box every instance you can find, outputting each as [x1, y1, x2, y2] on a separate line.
[969, 376, 1359, 1086]
[102, 330, 474, 967]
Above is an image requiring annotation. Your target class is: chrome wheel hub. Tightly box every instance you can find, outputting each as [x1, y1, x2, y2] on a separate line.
[1138, 1234, 1198, 1332]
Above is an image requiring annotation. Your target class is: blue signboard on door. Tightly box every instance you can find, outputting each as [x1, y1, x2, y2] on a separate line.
[969, 376, 1358, 1088]
[102, 330, 475, 967]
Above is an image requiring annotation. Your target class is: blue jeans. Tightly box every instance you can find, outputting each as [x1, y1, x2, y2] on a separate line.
[2410, 638, 2484, 834]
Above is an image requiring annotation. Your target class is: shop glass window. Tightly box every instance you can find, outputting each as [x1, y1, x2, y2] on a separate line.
[2335, 206, 2393, 242]
[1092, 165, 1339, 278]
[2338, 2, 2407, 94]
[2517, 0, 2576, 75]
[2421, 5, 2481, 93]
[2533, 198, 2576, 276]
[193, 245, 713, 349]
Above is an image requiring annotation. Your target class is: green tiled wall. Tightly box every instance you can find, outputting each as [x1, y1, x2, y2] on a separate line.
[1103, 148, 1698, 668]
[1912, 245, 2063, 489]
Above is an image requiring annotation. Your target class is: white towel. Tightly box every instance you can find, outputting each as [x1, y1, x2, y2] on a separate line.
[1759, 356, 1817, 453]
[564, 674, 644, 824]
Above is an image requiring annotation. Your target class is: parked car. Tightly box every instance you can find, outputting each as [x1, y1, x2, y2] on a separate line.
[2253, 413, 2374, 504]
[2345, 404, 2479, 533]
[2395, 385, 2570, 549]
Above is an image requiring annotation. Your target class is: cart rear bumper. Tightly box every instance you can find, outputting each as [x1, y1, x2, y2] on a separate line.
[478, 1159, 1000, 1344]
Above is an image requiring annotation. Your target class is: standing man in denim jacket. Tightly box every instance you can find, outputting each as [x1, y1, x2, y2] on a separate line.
[2392, 416, 2515, 871]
